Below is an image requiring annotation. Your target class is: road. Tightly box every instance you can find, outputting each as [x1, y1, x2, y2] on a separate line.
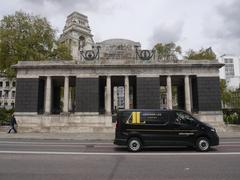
[0, 138, 240, 180]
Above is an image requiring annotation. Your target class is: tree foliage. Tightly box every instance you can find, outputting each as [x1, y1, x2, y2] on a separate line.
[49, 42, 72, 60]
[0, 11, 72, 77]
[220, 79, 232, 107]
[185, 47, 216, 60]
[154, 42, 181, 60]
[0, 108, 14, 126]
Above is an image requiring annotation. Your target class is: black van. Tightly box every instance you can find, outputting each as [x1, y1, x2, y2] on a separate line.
[114, 109, 219, 152]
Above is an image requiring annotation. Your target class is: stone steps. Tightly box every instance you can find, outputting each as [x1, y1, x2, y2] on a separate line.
[18, 126, 114, 133]
[0, 126, 10, 132]
[225, 124, 240, 132]
[67, 122, 108, 127]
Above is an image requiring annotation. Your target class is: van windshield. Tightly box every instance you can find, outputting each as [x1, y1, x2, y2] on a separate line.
[175, 111, 197, 125]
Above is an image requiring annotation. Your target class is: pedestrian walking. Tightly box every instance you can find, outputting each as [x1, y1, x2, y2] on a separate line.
[8, 114, 17, 133]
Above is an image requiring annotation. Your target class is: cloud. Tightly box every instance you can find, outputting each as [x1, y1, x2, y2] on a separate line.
[201, 0, 240, 55]
[216, 0, 240, 39]
[24, 0, 115, 13]
[217, 1, 240, 39]
[149, 21, 184, 46]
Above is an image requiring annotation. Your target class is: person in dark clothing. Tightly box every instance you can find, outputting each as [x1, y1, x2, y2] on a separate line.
[8, 115, 17, 133]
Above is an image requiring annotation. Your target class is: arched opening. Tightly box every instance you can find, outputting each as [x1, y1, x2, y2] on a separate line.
[79, 36, 85, 50]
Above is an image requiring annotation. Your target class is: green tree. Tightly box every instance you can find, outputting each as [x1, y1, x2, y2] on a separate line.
[49, 43, 72, 60]
[154, 42, 181, 60]
[0, 108, 14, 126]
[185, 47, 216, 60]
[0, 11, 72, 77]
[220, 79, 232, 108]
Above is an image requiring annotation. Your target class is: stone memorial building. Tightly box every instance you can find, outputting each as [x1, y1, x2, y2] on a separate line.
[13, 12, 224, 132]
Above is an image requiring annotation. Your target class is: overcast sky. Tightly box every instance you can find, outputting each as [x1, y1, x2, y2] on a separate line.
[0, 0, 240, 56]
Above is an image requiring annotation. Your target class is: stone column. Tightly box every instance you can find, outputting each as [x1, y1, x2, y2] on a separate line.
[69, 87, 72, 111]
[124, 76, 130, 109]
[184, 75, 191, 112]
[167, 76, 172, 109]
[105, 76, 111, 114]
[63, 76, 69, 113]
[44, 76, 52, 113]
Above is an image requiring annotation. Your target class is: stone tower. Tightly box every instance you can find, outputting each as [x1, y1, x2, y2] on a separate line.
[59, 12, 94, 60]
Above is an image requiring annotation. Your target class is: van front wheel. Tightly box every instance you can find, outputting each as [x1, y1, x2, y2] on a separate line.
[128, 137, 142, 152]
[196, 137, 210, 152]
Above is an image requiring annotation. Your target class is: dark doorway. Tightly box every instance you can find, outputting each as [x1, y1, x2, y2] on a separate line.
[129, 76, 137, 109]
[37, 77, 45, 114]
[172, 76, 185, 110]
[69, 77, 76, 113]
[52, 77, 64, 114]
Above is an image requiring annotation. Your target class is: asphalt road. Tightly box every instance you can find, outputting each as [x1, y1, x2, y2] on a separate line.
[0, 138, 240, 180]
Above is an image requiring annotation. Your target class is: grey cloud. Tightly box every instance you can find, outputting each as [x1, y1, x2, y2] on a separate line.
[149, 21, 184, 46]
[24, 0, 113, 12]
[216, 0, 240, 39]
[204, 0, 240, 55]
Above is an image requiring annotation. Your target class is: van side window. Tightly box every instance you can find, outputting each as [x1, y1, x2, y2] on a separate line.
[141, 112, 168, 125]
[175, 111, 196, 125]
[119, 112, 132, 123]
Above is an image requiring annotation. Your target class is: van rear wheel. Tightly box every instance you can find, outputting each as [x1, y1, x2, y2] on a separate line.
[196, 137, 210, 152]
[128, 137, 142, 152]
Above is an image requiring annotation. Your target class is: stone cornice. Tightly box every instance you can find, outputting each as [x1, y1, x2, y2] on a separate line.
[12, 60, 224, 70]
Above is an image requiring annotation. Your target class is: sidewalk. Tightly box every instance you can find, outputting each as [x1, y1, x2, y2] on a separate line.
[0, 125, 240, 141]
[1, 131, 240, 141]
[0, 132, 114, 141]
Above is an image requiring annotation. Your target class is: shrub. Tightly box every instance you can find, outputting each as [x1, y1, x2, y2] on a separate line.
[223, 109, 240, 124]
[0, 108, 14, 126]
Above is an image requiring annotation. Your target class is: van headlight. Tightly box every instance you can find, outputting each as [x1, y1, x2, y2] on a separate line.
[210, 128, 216, 132]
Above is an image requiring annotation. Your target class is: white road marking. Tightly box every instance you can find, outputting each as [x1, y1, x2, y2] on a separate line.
[0, 141, 240, 145]
[220, 144, 240, 147]
[0, 151, 240, 156]
[220, 142, 240, 144]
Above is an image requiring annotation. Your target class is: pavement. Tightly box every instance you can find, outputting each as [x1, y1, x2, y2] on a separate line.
[0, 131, 114, 141]
[0, 124, 240, 140]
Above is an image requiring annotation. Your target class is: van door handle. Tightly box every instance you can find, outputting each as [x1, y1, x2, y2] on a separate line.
[178, 132, 194, 136]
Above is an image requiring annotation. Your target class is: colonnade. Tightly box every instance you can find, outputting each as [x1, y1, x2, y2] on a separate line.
[43, 75, 192, 114]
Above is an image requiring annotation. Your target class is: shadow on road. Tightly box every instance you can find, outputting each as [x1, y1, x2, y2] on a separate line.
[114, 146, 218, 152]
